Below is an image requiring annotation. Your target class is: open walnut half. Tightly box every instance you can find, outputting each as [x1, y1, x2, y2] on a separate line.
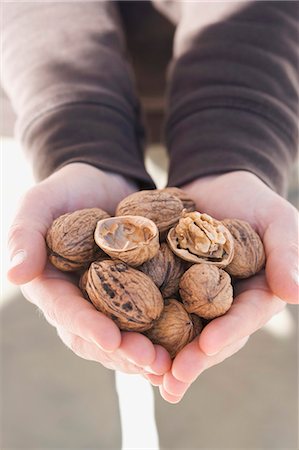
[167, 211, 234, 268]
[94, 215, 159, 267]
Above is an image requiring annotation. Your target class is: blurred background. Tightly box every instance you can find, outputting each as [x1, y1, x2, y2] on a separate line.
[1, 2, 298, 449]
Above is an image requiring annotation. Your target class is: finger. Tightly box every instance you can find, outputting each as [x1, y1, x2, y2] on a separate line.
[57, 328, 143, 374]
[143, 374, 163, 386]
[162, 372, 190, 397]
[159, 385, 184, 404]
[147, 345, 172, 375]
[7, 186, 58, 285]
[118, 332, 156, 367]
[22, 272, 121, 352]
[172, 336, 249, 384]
[57, 327, 113, 366]
[198, 276, 284, 356]
[262, 202, 299, 304]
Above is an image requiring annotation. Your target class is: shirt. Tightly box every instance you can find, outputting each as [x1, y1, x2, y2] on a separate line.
[1, 0, 298, 195]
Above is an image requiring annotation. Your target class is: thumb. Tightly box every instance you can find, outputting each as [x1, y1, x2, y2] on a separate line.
[7, 187, 53, 285]
[263, 201, 299, 304]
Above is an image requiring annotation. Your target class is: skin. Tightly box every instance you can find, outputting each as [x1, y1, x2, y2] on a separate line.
[7, 165, 298, 403]
[7, 163, 172, 377]
[150, 171, 299, 403]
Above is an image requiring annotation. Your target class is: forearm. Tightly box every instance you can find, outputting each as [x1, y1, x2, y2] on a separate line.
[2, 1, 154, 189]
[166, 1, 299, 195]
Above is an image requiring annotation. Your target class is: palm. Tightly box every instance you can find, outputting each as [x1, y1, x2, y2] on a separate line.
[9, 163, 171, 378]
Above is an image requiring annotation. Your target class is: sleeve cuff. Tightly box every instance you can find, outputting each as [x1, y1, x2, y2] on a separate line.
[22, 102, 156, 190]
[166, 98, 297, 195]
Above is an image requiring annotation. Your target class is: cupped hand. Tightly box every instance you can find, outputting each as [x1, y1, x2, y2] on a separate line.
[7, 163, 172, 376]
[158, 170, 298, 403]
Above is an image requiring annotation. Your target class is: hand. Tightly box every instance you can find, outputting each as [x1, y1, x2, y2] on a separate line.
[157, 171, 298, 403]
[7, 163, 171, 376]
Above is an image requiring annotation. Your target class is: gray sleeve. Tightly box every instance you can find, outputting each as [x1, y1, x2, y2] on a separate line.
[166, 1, 299, 195]
[1, 1, 155, 188]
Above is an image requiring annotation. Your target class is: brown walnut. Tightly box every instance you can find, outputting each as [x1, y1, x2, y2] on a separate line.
[191, 314, 204, 339]
[179, 263, 233, 319]
[167, 211, 234, 268]
[161, 187, 196, 212]
[86, 259, 164, 331]
[222, 218, 266, 278]
[115, 190, 184, 238]
[138, 242, 187, 297]
[94, 215, 159, 266]
[46, 208, 109, 271]
[145, 298, 203, 358]
[79, 269, 90, 300]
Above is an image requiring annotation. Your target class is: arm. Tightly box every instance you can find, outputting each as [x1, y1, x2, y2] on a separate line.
[166, 1, 299, 195]
[157, 1, 299, 403]
[3, 2, 170, 377]
[2, 1, 154, 188]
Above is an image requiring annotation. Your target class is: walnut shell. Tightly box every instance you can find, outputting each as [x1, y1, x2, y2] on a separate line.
[94, 215, 159, 267]
[79, 254, 110, 300]
[46, 208, 110, 271]
[222, 218, 266, 278]
[145, 299, 203, 358]
[191, 314, 204, 339]
[179, 264, 233, 319]
[167, 211, 234, 268]
[86, 260, 164, 331]
[79, 269, 90, 300]
[138, 242, 187, 297]
[161, 187, 196, 212]
[115, 190, 184, 238]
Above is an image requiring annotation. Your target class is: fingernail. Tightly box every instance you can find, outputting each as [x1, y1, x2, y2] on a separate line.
[204, 349, 220, 356]
[143, 365, 159, 375]
[9, 250, 26, 269]
[291, 269, 299, 286]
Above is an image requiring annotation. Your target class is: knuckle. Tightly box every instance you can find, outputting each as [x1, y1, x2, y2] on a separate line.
[68, 334, 82, 355]
[42, 297, 61, 327]
[7, 223, 26, 250]
[56, 328, 82, 357]
[288, 241, 299, 256]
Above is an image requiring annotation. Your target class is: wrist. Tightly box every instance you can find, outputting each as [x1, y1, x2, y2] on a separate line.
[182, 170, 262, 193]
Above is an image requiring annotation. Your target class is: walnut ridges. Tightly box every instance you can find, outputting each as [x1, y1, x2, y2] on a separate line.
[94, 215, 159, 267]
[179, 263, 233, 319]
[86, 259, 164, 331]
[222, 218, 265, 278]
[46, 208, 109, 271]
[144, 298, 203, 358]
[115, 190, 184, 238]
[161, 187, 196, 212]
[138, 242, 187, 298]
[167, 211, 234, 268]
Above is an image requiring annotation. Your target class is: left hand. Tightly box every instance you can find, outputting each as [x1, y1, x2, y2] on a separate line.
[150, 171, 298, 403]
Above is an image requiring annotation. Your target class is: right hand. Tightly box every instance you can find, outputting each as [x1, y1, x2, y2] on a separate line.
[7, 163, 171, 375]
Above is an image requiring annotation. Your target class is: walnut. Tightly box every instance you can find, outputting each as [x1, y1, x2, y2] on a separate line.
[86, 259, 164, 331]
[144, 299, 203, 358]
[167, 211, 234, 268]
[222, 218, 265, 278]
[138, 242, 187, 297]
[161, 187, 196, 212]
[94, 215, 159, 267]
[191, 314, 204, 339]
[179, 264, 233, 319]
[79, 269, 90, 300]
[46, 208, 109, 271]
[115, 190, 184, 239]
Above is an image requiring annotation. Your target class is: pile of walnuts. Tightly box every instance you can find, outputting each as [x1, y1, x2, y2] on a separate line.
[46, 188, 265, 358]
